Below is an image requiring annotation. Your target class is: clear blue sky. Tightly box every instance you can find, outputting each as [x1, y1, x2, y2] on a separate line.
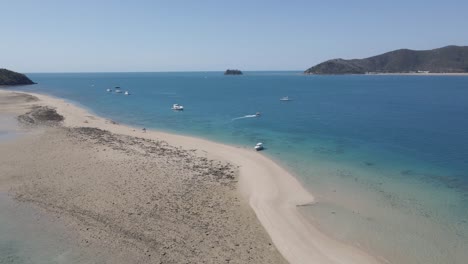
[2, 0, 467, 72]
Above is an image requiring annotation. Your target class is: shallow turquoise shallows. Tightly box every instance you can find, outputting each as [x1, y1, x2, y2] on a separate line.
[13, 72, 468, 263]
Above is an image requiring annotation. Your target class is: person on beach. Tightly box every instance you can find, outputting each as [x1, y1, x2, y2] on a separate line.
[142, 128, 146, 133]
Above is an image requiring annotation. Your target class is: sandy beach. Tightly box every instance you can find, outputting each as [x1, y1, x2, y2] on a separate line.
[0, 89, 382, 264]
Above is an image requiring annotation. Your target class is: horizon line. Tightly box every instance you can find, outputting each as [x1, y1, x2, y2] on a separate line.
[24, 70, 305, 74]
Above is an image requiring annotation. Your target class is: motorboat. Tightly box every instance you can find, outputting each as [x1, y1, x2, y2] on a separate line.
[106, 88, 112, 92]
[255, 112, 261, 117]
[255, 143, 264, 151]
[172, 104, 184, 111]
[280, 96, 292, 101]
[115, 86, 122, 93]
[124, 91, 130, 95]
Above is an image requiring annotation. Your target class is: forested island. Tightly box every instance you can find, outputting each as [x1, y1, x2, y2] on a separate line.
[0, 68, 35, 85]
[304, 45, 468, 74]
[224, 69, 243, 75]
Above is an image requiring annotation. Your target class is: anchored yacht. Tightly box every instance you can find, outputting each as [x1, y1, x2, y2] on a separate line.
[172, 104, 184, 111]
[255, 143, 264, 151]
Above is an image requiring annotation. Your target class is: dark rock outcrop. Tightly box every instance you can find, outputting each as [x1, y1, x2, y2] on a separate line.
[18, 106, 64, 126]
[0, 68, 35, 85]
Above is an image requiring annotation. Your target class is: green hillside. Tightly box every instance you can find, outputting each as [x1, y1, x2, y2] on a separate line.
[305, 46, 468, 74]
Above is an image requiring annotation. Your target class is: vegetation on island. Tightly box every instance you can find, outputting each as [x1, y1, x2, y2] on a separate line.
[224, 69, 243, 75]
[0, 68, 35, 85]
[304, 45, 468, 74]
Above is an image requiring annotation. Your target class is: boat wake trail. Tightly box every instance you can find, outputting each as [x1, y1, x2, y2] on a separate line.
[231, 114, 258, 121]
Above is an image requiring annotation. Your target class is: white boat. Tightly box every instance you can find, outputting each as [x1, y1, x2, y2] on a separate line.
[106, 88, 112, 92]
[115, 87, 122, 93]
[255, 143, 264, 151]
[171, 104, 184, 111]
[280, 96, 292, 101]
[124, 91, 130, 95]
[255, 112, 261, 117]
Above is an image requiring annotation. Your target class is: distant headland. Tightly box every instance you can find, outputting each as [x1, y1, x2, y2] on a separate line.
[224, 69, 243, 75]
[0, 68, 35, 85]
[304, 45, 468, 75]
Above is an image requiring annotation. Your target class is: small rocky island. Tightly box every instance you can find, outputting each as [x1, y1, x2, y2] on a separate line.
[224, 69, 243, 75]
[0, 68, 35, 85]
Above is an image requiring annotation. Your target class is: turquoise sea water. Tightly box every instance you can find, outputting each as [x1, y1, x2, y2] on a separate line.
[11, 72, 468, 263]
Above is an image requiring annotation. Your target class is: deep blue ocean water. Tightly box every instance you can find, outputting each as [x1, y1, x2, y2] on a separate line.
[11, 72, 468, 263]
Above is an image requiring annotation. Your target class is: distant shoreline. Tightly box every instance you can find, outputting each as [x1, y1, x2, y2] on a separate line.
[365, 72, 468, 76]
[303, 46, 468, 75]
[304, 72, 468, 76]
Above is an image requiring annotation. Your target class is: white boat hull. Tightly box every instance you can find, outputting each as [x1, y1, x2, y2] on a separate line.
[172, 104, 184, 111]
